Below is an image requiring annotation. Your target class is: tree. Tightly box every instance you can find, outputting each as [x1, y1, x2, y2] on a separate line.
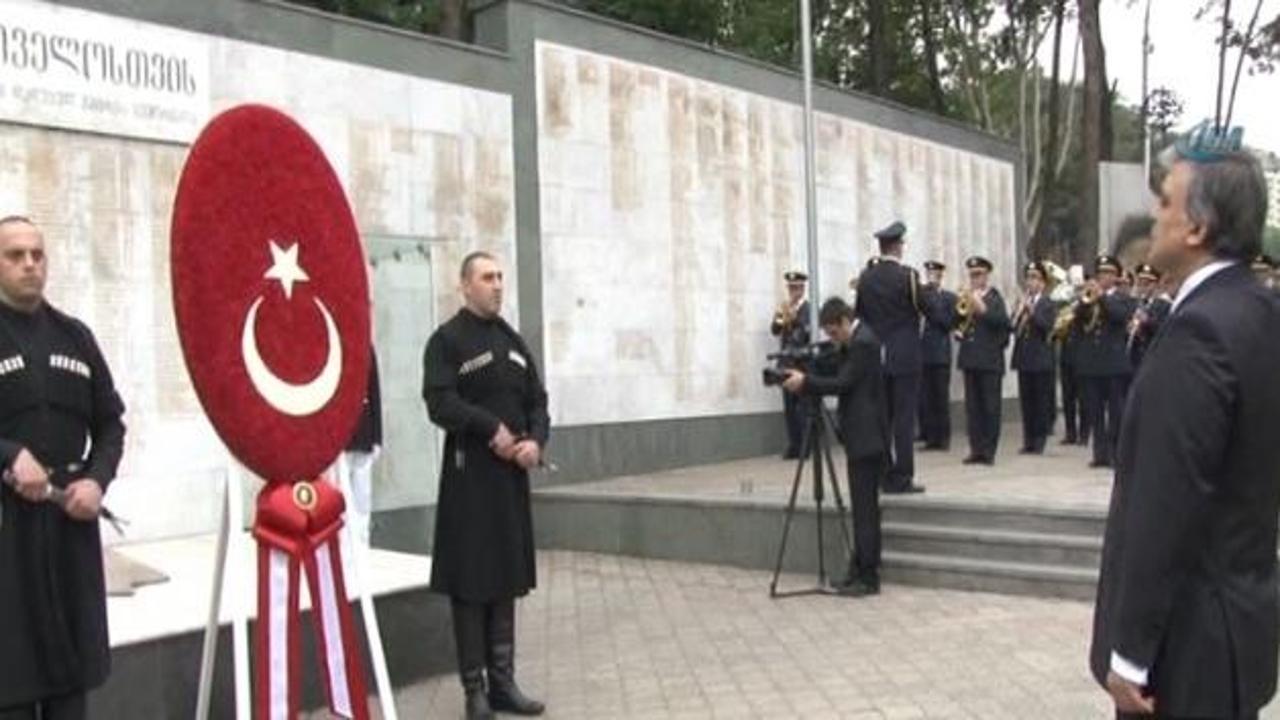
[1145, 86, 1184, 150]
[1197, 0, 1280, 128]
[1077, 0, 1107, 260]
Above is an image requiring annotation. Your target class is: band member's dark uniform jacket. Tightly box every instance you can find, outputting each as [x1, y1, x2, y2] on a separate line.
[918, 283, 956, 450]
[1011, 293, 1057, 453]
[423, 308, 549, 603]
[0, 302, 126, 707]
[1126, 295, 1172, 371]
[1091, 265, 1280, 718]
[956, 286, 1010, 463]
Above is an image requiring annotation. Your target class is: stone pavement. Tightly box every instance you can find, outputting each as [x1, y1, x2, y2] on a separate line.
[346, 550, 1120, 719]
[543, 424, 1115, 512]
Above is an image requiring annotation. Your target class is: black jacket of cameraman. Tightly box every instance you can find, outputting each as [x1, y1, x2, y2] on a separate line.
[802, 322, 890, 459]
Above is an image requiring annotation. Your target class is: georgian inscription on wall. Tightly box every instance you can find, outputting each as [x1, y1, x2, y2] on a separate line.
[0, 2, 209, 144]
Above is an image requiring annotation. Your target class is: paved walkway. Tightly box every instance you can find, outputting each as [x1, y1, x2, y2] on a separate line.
[365, 551, 1118, 719]
[542, 424, 1115, 512]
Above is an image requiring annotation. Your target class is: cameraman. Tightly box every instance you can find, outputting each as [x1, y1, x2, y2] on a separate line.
[781, 298, 890, 597]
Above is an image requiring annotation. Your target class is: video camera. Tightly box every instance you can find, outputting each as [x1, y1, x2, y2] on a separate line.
[762, 341, 837, 387]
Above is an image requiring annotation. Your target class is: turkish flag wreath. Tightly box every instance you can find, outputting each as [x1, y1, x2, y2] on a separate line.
[171, 105, 372, 719]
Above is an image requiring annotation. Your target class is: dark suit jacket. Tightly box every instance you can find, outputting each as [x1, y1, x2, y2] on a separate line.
[803, 323, 890, 460]
[1127, 296, 1172, 369]
[920, 286, 957, 367]
[1011, 294, 1056, 372]
[956, 288, 1011, 373]
[1090, 265, 1280, 717]
[855, 259, 923, 377]
[1077, 291, 1136, 377]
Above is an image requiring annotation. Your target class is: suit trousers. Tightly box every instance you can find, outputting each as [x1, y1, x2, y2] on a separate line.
[919, 364, 952, 449]
[1083, 375, 1128, 465]
[883, 373, 919, 485]
[0, 693, 86, 720]
[846, 454, 885, 581]
[782, 389, 803, 455]
[1017, 370, 1054, 451]
[963, 371, 1003, 461]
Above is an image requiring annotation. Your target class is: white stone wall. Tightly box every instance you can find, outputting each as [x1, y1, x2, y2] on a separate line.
[536, 42, 1018, 427]
[0, 4, 515, 541]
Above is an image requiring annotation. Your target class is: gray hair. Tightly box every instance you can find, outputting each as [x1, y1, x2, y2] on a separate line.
[1158, 145, 1268, 261]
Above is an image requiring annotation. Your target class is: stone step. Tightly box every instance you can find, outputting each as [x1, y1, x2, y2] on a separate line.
[883, 522, 1103, 569]
[882, 551, 1099, 602]
[881, 497, 1106, 537]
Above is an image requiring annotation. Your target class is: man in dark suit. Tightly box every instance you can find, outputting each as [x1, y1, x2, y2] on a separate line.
[770, 271, 811, 459]
[1090, 131, 1280, 719]
[918, 260, 956, 451]
[1010, 261, 1057, 454]
[854, 221, 924, 494]
[1125, 264, 1172, 372]
[955, 256, 1011, 465]
[782, 297, 890, 597]
[1077, 255, 1137, 469]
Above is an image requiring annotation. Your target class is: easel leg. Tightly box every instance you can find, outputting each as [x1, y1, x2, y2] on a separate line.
[194, 480, 230, 720]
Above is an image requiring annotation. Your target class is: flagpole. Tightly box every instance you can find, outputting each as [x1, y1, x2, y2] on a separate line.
[800, 0, 820, 333]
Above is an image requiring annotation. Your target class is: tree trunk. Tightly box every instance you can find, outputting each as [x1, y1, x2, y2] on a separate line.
[867, 0, 889, 94]
[439, 0, 466, 41]
[1078, 0, 1106, 261]
[1033, 0, 1066, 250]
[1216, 0, 1233, 127]
[919, 0, 947, 114]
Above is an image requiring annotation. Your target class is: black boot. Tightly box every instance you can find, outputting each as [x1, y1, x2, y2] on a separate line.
[486, 601, 545, 716]
[453, 600, 494, 719]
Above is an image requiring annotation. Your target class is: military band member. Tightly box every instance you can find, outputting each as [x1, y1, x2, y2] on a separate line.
[770, 271, 811, 459]
[1076, 255, 1137, 469]
[0, 216, 126, 720]
[423, 252, 548, 719]
[854, 221, 925, 493]
[917, 261, 956, 451]
[1054, 280, 1090, 446]
[955, 256, 1011, 465]
[1010, 262, 1057, 455]
[1125, 264, 1172, 371]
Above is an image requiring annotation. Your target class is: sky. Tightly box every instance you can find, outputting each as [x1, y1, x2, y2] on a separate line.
[1040, 0, 1280, 155]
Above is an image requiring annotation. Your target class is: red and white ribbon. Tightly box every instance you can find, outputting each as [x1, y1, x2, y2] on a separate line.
[254, 478, 369, 720]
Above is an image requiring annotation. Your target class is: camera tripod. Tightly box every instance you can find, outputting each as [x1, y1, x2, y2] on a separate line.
[769, 394, 854, 598]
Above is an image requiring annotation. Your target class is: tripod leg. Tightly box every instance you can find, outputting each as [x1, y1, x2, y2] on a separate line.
[811, 416, 826, 586]
[770, 420, 812, 596]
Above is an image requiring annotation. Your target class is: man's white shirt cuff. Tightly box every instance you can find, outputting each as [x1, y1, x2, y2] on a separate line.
[1111, 651, 1149, 686]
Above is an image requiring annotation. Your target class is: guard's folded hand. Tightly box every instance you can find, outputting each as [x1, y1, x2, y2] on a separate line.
[490, 423, 518, 460]
[63, 479, 102, 521]
[512, 440, 541, 470]
[10, 448, 49, 503]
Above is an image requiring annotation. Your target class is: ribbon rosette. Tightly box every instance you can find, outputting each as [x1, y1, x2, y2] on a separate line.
[254, 479, 369, 720]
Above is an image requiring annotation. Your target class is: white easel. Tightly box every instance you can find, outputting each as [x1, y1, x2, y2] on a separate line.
[192, 460, 398, 719]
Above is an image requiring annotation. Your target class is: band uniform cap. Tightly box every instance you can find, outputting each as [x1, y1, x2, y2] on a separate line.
[1251, 254, 1277, 271]
[873, 221, 907, 241]
[923, 260, 946, 271]
[1095, 254, 1123, 274]
[866, 257, 881, 268]
[783, 270, 808, 283]
[1024, 261, 1047, 279]
[1135, 263, 1161, 280]
[965, 256, 993, 271]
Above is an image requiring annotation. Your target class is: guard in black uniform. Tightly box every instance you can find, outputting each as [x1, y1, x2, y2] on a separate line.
[1010, 261, 1057, 454]
[918, 261, 956, 451]
[0, 216, 126, 720]
[770, 271, 811, 459]
[1076, 255, 1136, 469]
[955, 256, 1011, 465]
[854, 221, 924, 494]
[423, 251, 548, 719]
[1125, 264, 1171, 372]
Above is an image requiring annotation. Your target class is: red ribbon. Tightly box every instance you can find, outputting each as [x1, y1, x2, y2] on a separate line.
[253, 478, 369, 720]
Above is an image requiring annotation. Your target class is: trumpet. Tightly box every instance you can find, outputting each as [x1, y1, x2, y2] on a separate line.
[1081, 285, 1101, 304]
[1013, 296, 1033, 337]
[954, 288, 977, 337]
[773, 301, 796, 329]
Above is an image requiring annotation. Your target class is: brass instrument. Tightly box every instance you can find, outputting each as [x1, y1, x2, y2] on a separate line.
[954, 288, 976, 337]
[1050, 302, 1077, 342]
[1013, 295, 1033, 338]
[1080, 284, 1103, 334]
[773, 300, 796, 330]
